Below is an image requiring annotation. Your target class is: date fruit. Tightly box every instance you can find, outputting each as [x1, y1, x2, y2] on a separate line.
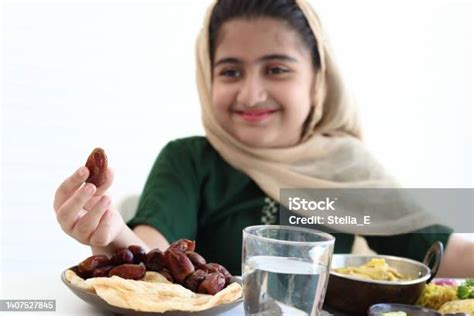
[78, 255, 110, 277]
[183, 269, 208, 292]
[201, 263, 232, 284]
[128, 245, 147, 264]
[158, 269, 174, 283]
[85, 148, 108, 187]
[92, 265, 113, 278]
[165, 249, 195, 283]
[72, 240, 234, 295]
[111, 248, 134, 265]
[197, 272, 225, 295]
[169, 239, 195, 252]
[185, 251, 206, 268]
[145, 249, 165, 272]
[109, 263, 146, 280]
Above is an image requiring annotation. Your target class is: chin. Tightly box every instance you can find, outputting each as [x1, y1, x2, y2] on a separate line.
[235, 133, 281, 148]
[242, 140, 271, 148]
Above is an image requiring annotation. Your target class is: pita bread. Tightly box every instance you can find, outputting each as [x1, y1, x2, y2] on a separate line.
[65, 269, 242, 312]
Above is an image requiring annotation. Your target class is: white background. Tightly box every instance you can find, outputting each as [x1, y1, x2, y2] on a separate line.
[1, 0, 472, 306]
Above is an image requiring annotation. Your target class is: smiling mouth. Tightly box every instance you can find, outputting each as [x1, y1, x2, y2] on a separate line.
[234, 109, 279, 123]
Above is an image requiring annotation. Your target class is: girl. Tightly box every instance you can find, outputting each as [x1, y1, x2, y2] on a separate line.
[53, 0, 473, 277]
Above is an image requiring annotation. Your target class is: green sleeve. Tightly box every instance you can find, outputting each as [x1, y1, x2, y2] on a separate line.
[364, 225, 453, 262]
[126, 140, 199, 242]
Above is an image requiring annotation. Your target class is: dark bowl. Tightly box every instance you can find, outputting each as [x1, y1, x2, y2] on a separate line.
[369, 303, 469, 316]
[61, 266, 243, 316]
[325, 242, 443, 315]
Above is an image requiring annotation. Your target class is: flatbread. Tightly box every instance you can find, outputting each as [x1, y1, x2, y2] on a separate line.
[65, 269, 242, 312]
[65, 269, 96, 292]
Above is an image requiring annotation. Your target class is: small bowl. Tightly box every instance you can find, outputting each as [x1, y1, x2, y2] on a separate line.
[369, 303, 469, 316]
[324, 242, 443, 315]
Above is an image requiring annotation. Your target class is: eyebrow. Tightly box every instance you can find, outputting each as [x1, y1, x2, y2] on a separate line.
[213, 54, 298, 67]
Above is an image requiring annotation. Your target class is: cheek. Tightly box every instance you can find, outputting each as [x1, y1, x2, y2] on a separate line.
[212, 84, 233, 113]
[277, 83, 312, 122]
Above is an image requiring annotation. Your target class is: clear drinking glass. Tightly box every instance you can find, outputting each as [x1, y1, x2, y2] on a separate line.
[242, 225, 335, 316]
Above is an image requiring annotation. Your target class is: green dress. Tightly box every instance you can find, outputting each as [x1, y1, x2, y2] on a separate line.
[127, 136, 452, 275]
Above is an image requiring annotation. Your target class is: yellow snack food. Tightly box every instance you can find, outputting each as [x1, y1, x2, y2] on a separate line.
[415, 283, 458, 310]
[334, 258, 412, 281]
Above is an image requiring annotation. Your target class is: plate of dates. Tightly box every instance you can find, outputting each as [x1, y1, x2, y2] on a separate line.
[61, 240, 243, 315]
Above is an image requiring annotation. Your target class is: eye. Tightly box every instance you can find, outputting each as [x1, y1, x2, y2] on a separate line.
[219, 69, 241, 78]
[267, 66, 289, 75]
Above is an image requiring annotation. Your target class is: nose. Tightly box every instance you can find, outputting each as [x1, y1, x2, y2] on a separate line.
[236, 74, 267, 107]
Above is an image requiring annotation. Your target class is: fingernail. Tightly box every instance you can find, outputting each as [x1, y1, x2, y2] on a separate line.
[77, 167, 86, 177]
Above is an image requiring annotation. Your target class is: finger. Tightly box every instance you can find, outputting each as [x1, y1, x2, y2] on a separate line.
[54, 166, 89, 212]
[84, 195, 104, 211]
[94, 167, 114, 197]
[72, 195, 111, 242]
[84, 168, 114, 210]
[89, 208, 123, 247]
[56, 183, 96, 232]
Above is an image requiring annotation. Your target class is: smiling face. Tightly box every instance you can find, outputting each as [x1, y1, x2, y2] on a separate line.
[211, 17, 316, 148]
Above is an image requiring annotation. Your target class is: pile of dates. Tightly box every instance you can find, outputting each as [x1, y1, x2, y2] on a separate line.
[74, 239, 232, 295]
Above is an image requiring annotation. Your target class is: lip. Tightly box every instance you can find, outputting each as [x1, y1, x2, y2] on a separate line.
[234, 109, 279, 123]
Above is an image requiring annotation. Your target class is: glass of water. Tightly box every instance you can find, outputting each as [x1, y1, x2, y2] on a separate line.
[242, 225, 335, 316]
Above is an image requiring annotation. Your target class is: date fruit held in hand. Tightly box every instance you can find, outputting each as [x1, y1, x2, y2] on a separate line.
[85, 148, 108, 187]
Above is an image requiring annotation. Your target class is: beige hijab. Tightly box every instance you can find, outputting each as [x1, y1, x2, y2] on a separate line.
[195, 0, 439, 235]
